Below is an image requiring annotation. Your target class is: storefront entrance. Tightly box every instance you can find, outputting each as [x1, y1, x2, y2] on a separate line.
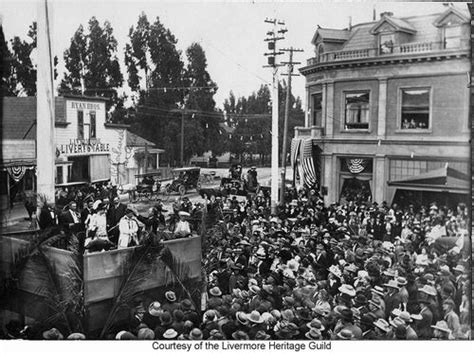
[338, 157, 373, 204]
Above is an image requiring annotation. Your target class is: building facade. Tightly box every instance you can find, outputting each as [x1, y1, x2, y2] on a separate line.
[1, 95, 158, 210]
[294, 6, 470, 206]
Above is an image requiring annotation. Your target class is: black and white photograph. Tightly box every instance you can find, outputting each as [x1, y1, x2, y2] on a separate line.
[0, 0, 471, 349]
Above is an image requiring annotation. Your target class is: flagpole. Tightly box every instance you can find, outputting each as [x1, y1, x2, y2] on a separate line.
[36, 0, 56, 213]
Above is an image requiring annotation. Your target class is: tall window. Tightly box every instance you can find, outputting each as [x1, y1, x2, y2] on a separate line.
[312, 93, 322, 126]
[90, 111, 96, 138]
[379, 33, 395, 54]
[400, 88, 430, 129]
[344, 92, 370, 130]
[444, 26, 461, 49]
[56, 166, 63, 185]
[77, 110, 84, 139]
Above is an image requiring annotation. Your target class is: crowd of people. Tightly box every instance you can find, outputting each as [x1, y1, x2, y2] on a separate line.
[36, 183, 199, 252]
[7, 176, 472, 340]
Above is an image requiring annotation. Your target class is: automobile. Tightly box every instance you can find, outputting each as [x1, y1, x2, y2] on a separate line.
[166, 167, 201, 196]
[131, 170, 168, 202]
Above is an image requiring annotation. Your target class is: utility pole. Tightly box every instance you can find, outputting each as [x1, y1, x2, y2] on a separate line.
[36, 0, 55, 214]
[280, 47, 303, 205]
[264, 18, 286, 214]
[170, 107, 199, 167]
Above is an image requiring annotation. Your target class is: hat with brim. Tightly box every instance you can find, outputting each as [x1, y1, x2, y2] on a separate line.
[238, 240, 251, 246]
[67, 332, 86, 340]
[137, 328, 155, 340]
[148, 301, 162, 316]
[371, 286, 385, 297]
[338, 284, 356, 297]
[368, 298, 382, 309]
[178, 211, 190, 217]
[398, 311, 413, 323]
[419, 285, 437, 297]
[305, 328, 322, 340]
[336, 329, 354, 340]
[453, 265, 465, 273]
[247, 310, 264, 324]
[232, 330, 249, 340]
[396, 277, 408, 287]
[209, 286, 222, 297]
[181, 299, 193, 310]
[389, 317, 405, 329]
[236, 312, 249, 325]
[306, 318, 325, 331]
[163, 329, 178, 339]
[313, 305, 330, 317]
[431, 321, 451, 333]
[42, 328, 64, 340]
[382, 280, 399, 289]
[189, 328, 203, 340]
[373, 319, 390, 332]
[115, 330, 137, 340]
[165, 291, 177, 302]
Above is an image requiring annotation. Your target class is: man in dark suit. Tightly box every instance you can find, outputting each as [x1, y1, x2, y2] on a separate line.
[416, 299, 433, 339]
[60, 201, 82, 232]
[107, 196, 127, 242]
[81, 199, 94, 224]
[38, 203, 57, 230]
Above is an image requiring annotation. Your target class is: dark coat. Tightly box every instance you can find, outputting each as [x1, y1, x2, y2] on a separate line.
[38, 206, 56, 230]
[417, 307, 433, 339]
[107, 203, 127, 227]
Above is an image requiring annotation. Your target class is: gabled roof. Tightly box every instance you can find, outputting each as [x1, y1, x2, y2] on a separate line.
[126, 130, 156, 147]
[1, 96, 66, 140]
[388, 166, 469, 193]
[311, 28, 351, 45]
[433, 6, 470, 27]
[369, 15, 416, 35]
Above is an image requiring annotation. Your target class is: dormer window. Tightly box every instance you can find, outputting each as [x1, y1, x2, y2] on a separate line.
[379, 33, 395, 54]
[443, 25, 462, 49]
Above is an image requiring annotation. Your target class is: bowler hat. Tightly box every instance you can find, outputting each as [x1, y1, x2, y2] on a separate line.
[43, 328, 64, 340]
[305, 328, 322, 340]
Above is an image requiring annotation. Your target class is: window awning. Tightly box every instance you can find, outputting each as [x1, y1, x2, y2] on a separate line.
[387, 166, 469, 194]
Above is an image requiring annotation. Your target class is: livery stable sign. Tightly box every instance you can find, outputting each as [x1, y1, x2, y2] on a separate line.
[56, 138, 110, 156]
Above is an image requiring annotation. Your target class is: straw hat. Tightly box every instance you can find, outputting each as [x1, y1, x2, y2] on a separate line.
[431, 321, 451, 333]
[236, 312, 249, 325]
[382, 280, 399, 289]
[67, 332, 86, 340]
[418, 284, 437, 297]
[162, 329, 178, 339]
[329, 265, 342, 278]
[370, 285, 385, 297]
[178, 211, 190, 217]
[148, 301, 162, 317]
[373, 318, 390, 332]
[165, 291, 177, 302]
[247, 310, 264, 324]
[305, 328, 322, 340]
[254, 330, 271, 340]
[396, 277, 408, 287]
[115, 330, 137, 340]
[209, 287, 222, 297]
[338, 284, 356, 297]
[336, 329, 354, 340]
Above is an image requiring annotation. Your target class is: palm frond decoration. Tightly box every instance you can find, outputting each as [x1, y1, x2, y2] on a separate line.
[158, 246, 198, 312]
[99, 233, 164, 338]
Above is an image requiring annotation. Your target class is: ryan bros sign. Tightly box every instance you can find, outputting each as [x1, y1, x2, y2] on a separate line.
[57, 139, 110, 156]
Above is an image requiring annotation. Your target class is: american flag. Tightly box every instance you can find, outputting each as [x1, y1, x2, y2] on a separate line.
[300, 139, 317, 188]
[290, 138, 301, 169]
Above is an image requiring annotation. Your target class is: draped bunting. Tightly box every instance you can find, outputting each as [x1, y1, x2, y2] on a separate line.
[7, 166, 27, 182]
[346, 158, 368, 174]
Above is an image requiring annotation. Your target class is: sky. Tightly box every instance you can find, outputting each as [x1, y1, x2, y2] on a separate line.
[0, 0, 467, 110]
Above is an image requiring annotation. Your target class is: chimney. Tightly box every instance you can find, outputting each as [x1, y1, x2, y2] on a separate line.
[348, 16, 352, 31]
[380, 11, 394, 19]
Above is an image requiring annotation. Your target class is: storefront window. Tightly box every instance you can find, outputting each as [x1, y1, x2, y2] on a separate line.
[56, 166, 63, 185]
[312, 93, 322, 126]
[400, 88, 430, 129]
[90, 111, 96, 138]
[344, 92, 369, 130]
[77, 111, 84, 139]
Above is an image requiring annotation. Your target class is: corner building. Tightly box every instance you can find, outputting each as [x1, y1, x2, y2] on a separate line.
[294, 7, 470, 207]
